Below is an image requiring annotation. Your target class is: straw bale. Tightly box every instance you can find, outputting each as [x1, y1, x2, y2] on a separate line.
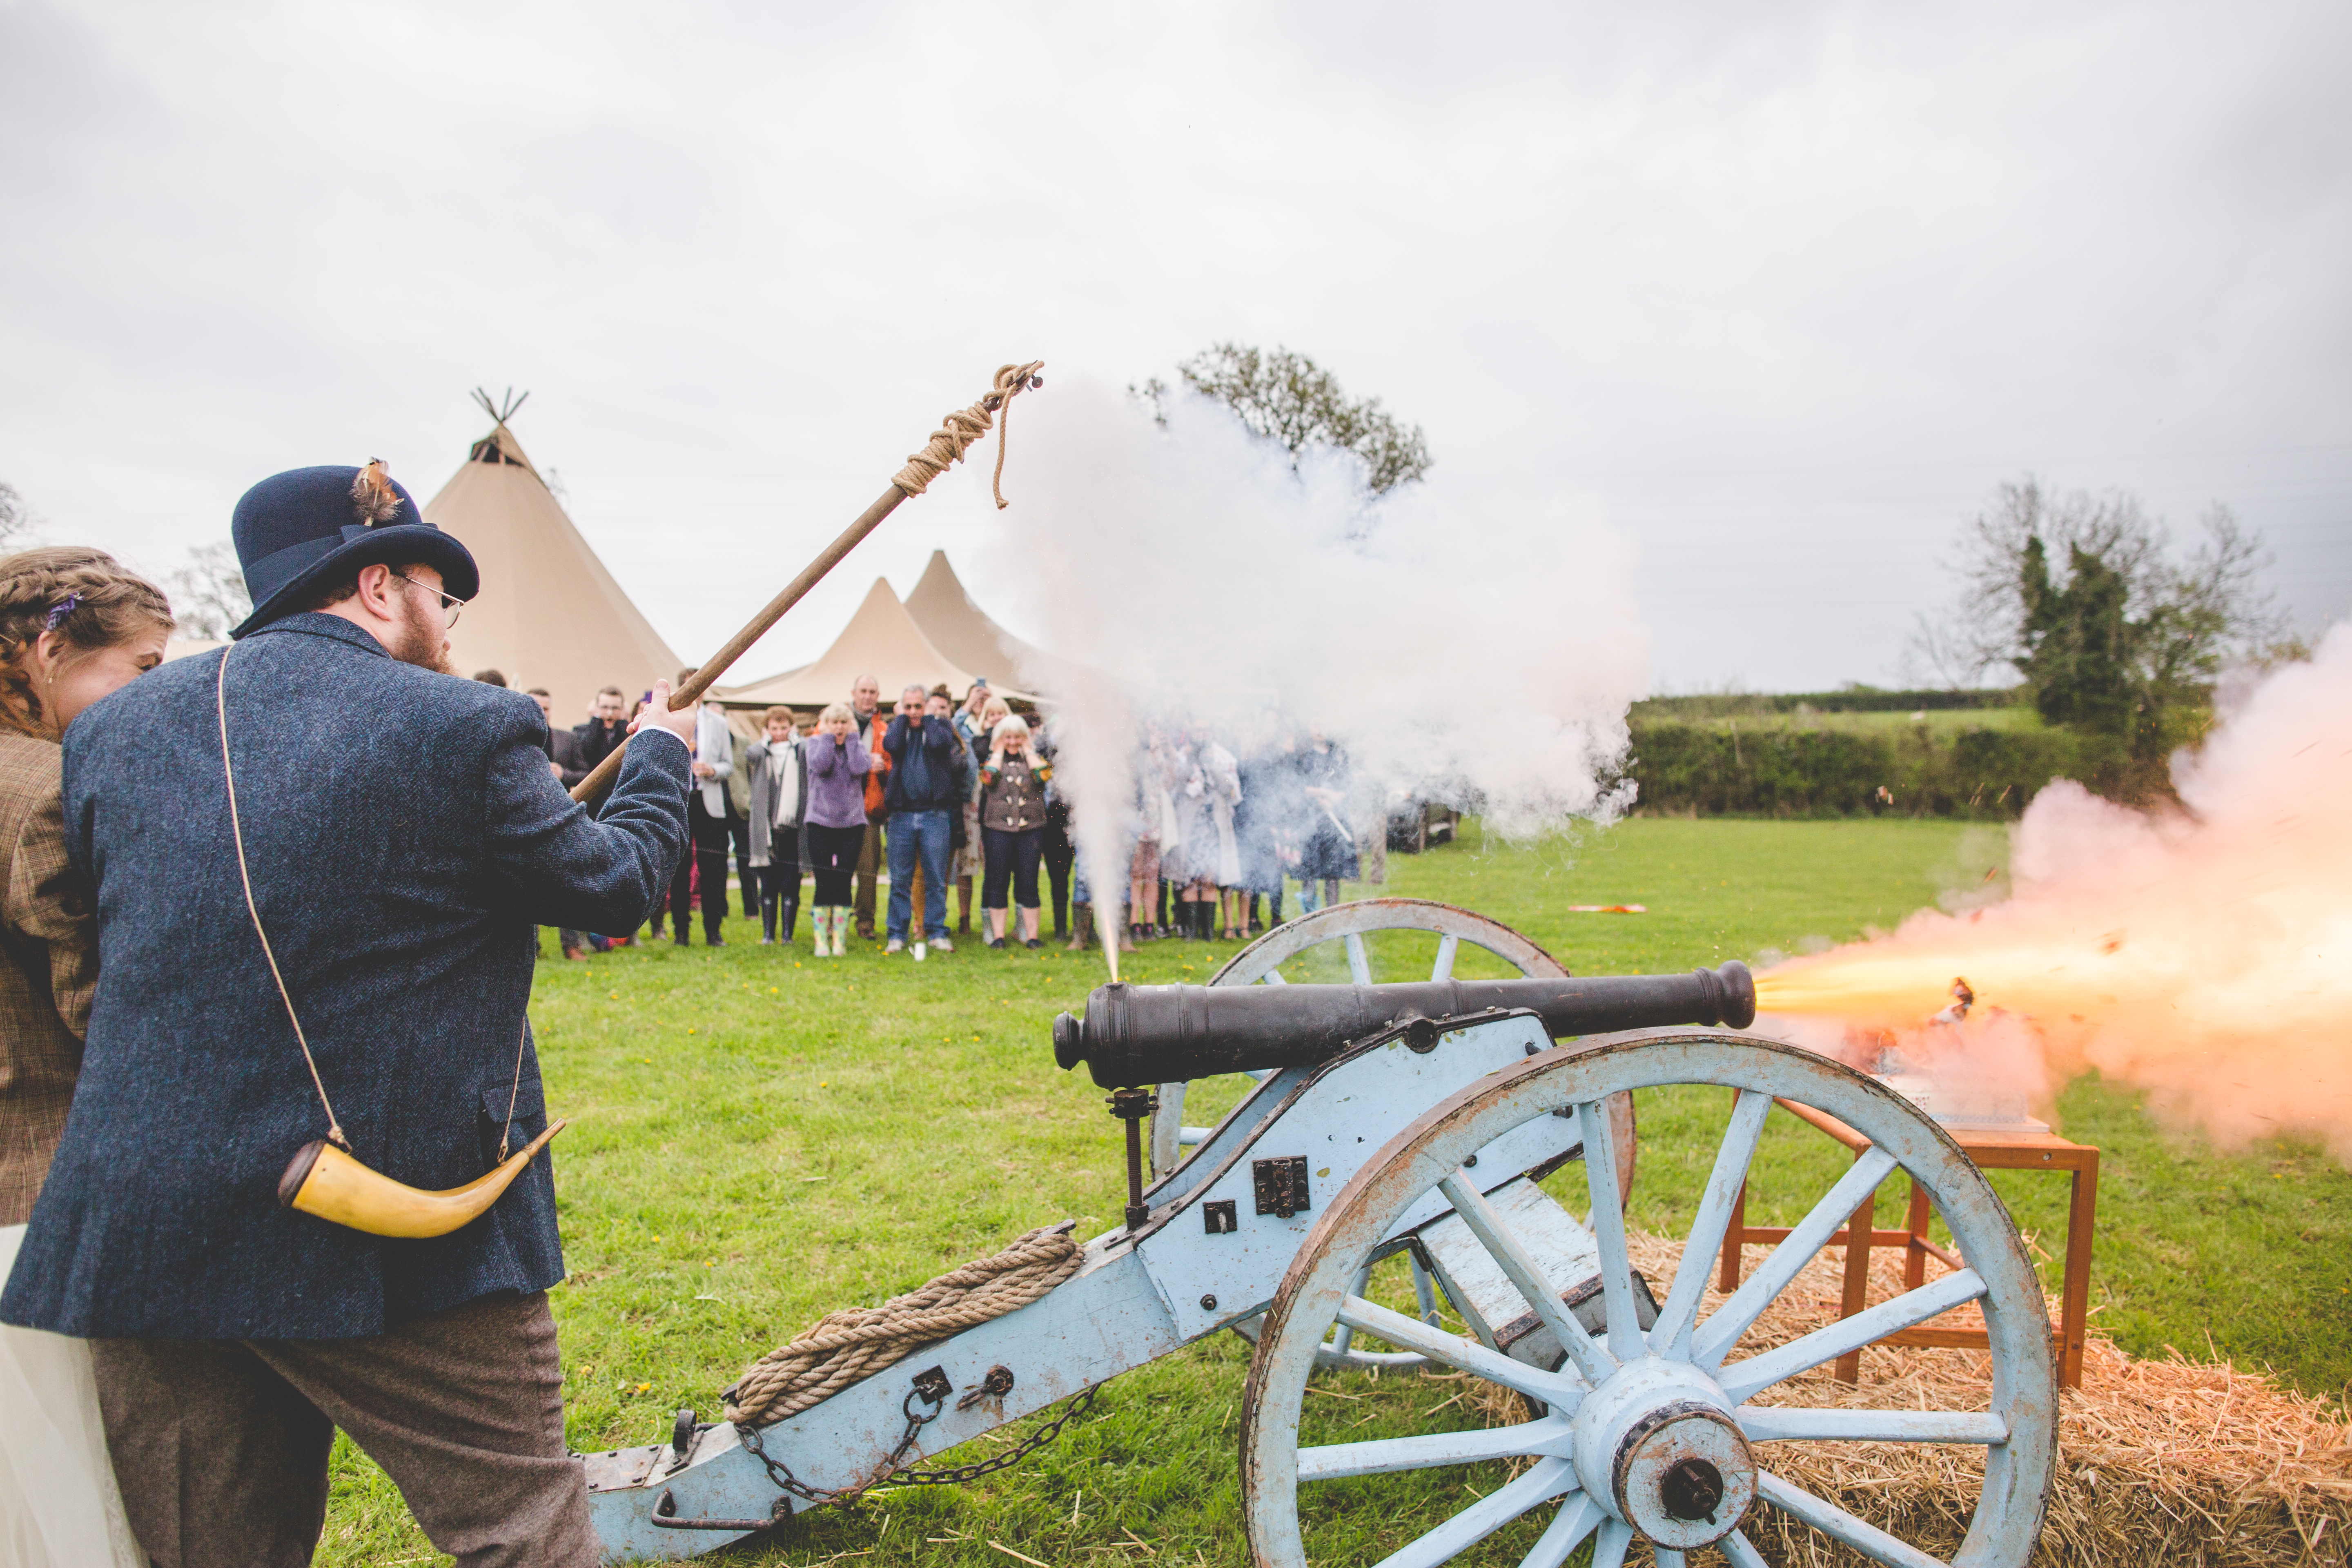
[1471, 1228, 2352, 1565]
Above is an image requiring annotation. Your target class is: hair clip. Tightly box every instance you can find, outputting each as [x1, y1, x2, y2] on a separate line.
[42, 592, 81, 632]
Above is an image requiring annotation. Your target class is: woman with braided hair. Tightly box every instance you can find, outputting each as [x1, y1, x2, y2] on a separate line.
[0, 546, 172, 1568]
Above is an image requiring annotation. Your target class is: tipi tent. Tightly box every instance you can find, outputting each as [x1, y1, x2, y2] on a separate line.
[423, 396, 681, 724]
[901, 550, 1055, 690]
[715, 576, 1027, 711]
[164, 637, 225, 665]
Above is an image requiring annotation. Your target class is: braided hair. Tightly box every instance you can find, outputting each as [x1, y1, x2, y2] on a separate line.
[0, 547, 175, 738]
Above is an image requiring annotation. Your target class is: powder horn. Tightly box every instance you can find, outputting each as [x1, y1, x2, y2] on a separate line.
[276, 1121, 568, 1239]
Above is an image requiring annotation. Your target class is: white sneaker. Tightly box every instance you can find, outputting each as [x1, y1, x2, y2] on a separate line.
[886, 938, 905, 954]
[929, 935, 953, 954]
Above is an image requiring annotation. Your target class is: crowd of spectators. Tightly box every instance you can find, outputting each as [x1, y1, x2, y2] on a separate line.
[481, 667, 1381, 962]
[1077, 717, 1379, 954]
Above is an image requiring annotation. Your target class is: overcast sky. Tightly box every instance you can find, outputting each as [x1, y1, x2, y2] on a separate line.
[4, 0, 2345, 693]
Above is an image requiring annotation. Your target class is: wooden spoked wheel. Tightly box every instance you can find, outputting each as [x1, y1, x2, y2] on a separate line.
[1153, 898, 1635, 1373]
[1241, 1031, 2056, 1568]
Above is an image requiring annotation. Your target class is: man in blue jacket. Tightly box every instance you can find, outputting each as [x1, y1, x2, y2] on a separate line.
[0, 463, 695, 1567]
[882, 683, 962, 953]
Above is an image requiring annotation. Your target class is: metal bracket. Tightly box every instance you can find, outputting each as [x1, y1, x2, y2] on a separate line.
[1109, 1088, 1158, 1231]
[957, 1365, 1016, 1411]
[1253, 1156, 1311, 1218]
[1203, 1198, 1238, 1234]
[663, 1408, 705, 1476]
[650, 1487, 791, 1532]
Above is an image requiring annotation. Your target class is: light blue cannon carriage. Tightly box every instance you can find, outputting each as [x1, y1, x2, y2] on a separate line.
[586, 900, 2055, 1568]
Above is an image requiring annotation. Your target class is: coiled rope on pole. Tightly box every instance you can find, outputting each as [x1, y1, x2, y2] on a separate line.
[893, 361, 1045, 508]
[724, 1221, 1083, 1428]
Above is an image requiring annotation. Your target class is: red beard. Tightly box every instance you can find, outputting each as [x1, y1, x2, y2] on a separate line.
[384, 595, 456, 675]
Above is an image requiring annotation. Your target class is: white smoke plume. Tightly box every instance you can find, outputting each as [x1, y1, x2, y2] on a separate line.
[985, 377, 1652, 960]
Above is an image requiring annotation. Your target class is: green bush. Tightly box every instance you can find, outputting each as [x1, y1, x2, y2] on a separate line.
[1624, 716, 2140, 817]
[1632, 686, 2025, 720]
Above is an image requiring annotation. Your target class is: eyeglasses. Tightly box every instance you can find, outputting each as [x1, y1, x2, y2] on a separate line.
[391, 573, 468, 626]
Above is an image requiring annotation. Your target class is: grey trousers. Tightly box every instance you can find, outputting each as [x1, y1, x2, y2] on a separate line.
[91, 1291, 597, 1568]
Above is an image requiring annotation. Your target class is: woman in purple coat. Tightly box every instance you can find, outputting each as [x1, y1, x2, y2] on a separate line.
[801, 701, 873, 957]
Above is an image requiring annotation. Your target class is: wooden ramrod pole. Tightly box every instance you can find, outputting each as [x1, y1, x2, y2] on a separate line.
[568, 361, 1042, 806]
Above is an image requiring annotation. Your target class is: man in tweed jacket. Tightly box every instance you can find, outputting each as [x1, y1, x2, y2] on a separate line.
[0, 463, 694, 1568]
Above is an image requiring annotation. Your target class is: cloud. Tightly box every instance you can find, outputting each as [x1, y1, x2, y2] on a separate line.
[2, 0, 2345, 687]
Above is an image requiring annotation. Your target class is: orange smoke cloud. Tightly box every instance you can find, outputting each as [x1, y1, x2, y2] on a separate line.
[1754, 624, 2352, 1157]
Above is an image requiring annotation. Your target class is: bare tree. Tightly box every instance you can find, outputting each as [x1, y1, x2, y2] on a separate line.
[1136, 343, 1432, 494]
[0, 482, 40, 551]
[1904, 476, 2283, 746]
[165, 541, 252, 640]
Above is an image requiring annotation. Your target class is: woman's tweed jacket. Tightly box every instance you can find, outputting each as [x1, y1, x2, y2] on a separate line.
[0, 732, 96, 1225]
[0, 614, 692, 1340]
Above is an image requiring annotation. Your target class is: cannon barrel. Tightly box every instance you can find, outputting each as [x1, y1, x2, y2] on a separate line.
[1052, 962, 1755, 1088]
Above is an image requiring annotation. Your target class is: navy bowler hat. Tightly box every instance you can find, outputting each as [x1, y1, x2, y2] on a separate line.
[229, 464, 480, 638]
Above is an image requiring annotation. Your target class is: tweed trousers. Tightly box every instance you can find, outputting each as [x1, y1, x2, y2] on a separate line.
[854, 812, 883, 936]
[91, 1292, 595, 1568]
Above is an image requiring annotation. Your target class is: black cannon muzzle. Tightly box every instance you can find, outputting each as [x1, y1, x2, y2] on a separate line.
[1052, 962, 1755, 1088]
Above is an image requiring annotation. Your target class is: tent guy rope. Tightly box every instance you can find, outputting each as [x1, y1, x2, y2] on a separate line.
[569, 359, 1045, 805]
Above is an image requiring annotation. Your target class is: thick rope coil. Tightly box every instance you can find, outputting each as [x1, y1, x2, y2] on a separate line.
[892, 361, 1045, 509]
[724, 1221, 1082, 1428]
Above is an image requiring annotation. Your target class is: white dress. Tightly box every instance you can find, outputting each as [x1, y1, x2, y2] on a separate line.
[0, 1223, 144, 1567]
[1199, 742, 1243, 886]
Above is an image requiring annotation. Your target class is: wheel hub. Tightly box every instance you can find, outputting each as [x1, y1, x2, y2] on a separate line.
[1660, 1456, 1725, 1522]
[1570, 1359, 1756, 1549]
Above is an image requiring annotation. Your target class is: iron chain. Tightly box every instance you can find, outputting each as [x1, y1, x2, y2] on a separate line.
[885, 1382, 1099, 1487]
[736, 1381, 1100, 1508]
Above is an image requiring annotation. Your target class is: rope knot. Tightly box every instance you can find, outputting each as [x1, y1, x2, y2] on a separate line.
[893, 361, 1045, 508]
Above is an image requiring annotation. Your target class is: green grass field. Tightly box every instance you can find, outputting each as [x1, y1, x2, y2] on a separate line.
[318, 818, 2350, 1566]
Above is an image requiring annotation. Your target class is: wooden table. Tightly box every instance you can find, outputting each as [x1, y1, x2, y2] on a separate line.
[1714, 1096, 2099, 1389]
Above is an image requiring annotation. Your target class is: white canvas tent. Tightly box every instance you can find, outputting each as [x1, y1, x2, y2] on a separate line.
[901, 550, 1054, 691]
[423, 408, 681, 725]
[713, 576, 1009, 711]
[164, 637, 225, 665]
